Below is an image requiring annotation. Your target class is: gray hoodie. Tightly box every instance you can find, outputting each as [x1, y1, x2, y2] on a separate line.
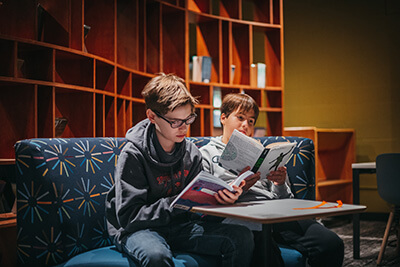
[200, 136, 293, 202]
[105, 119, 203, 245]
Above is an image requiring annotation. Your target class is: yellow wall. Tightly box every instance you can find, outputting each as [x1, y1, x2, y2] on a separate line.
[283, 0, 400, 212]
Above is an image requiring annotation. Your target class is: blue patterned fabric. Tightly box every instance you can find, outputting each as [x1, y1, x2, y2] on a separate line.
[15, 136, 314, 266]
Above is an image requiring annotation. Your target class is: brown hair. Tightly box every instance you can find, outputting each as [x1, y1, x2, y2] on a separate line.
[220, 93, 259, 122]
[141, 73, 199, 114]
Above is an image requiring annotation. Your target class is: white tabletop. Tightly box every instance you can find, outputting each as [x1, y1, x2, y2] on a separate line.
[191, 199, 366, 224]
[352, 162, 376, 169]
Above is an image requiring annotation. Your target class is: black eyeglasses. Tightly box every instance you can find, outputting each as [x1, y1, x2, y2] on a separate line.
[153, 110, 197, 129]
[153, 111, 197, 129]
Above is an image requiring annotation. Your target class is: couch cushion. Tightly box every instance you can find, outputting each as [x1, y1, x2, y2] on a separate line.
[55, 246, 219, 267]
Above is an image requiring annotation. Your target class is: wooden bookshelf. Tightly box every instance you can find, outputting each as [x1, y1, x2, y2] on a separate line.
[0, 0, 285, 160]
[284, 127, 356, 203]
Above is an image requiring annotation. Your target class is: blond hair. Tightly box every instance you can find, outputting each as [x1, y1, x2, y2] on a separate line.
[141, 73, 199, 114]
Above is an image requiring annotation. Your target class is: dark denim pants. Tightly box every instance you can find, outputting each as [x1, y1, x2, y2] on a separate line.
[121, 220, 254, 267]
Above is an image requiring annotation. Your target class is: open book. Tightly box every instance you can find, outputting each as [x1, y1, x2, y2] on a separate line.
[219, 130, 296, 179]
[171, 170, 254, 211]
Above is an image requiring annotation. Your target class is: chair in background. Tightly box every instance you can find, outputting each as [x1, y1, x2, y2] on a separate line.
[376, 153, 400, 265]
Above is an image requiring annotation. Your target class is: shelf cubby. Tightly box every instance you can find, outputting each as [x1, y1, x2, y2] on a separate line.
[55, 87, 93, 138]
[117, 0, 139, 71]
[273, 0, 282, 25]
[221, 21, 230, 84]
[243, 89, 262, 107]
[0, 83, 35, 159]
[219, 86, 241, 100]
[70, 0, 84, 51]
[191, 108, 212, 137]
[17, 43, 53, 82]
[55, 50, 93, 88]
[219, 0, 240, 19]
[104, 95, 115, 137]
[188, 0, 210, 14]
[264, 28, 282, 87]
[37, 1, 69, 47]
[95, 93, 105, 137]
[132, 73, 151, 99]
[266, 111, 283, 136]
[117, 67, 131, 97]
[132, 102, 147, 125]
[95, 59, 115, 93]
[146, 1, 161, 74]
[84, 0, 115, 61]
[189, 13, 220, 83]
[161, 4, 186, 78]
[117, 99, 125, 137]
[189, 83, 211, 105]
[242, 0, 270, 23]
[264, 90, 282, 108]
[232, 22, 250, 85]
[0, 0, 36, 40]
[37, 85, 54, 138]
[0, 39, 15, 77]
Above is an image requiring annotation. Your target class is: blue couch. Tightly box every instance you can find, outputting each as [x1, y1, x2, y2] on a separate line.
[15, 136, 315, 266]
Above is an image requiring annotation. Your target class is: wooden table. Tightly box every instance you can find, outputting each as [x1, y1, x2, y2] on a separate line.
[352, 162, 376, 259]
[192, 198, 366, 267]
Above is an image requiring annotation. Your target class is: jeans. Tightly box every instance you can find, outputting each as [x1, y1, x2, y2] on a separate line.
[121, 220, 254, 267]
[273, 219, 344, 267]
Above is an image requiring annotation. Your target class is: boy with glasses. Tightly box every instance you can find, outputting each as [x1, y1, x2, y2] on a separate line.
[105, 74, 254, 267]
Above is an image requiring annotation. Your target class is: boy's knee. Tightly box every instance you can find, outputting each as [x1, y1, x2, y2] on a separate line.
[232, 225, 255, 253]
[141, 250, 174, 267]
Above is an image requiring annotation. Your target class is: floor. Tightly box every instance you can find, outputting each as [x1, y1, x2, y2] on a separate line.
[324, 216, 400, 266]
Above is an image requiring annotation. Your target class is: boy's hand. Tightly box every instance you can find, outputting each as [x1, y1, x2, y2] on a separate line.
[238, 166, 261, 192]
[267, 166, 287, 185]
[215, 181, 244, 205]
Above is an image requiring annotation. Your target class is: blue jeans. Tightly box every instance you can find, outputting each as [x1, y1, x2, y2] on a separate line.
[121, 220, 254, 267]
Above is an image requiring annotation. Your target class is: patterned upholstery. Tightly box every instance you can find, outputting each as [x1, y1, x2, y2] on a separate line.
[15, 136, 314, 266]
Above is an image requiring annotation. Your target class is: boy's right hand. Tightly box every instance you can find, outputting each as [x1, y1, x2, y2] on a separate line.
[240, 166, 261, 192]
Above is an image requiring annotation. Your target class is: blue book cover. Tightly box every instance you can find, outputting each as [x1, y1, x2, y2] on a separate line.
[201, 56, 212, 83]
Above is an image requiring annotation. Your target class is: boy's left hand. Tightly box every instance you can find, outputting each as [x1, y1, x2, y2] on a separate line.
[215, 181, 244, 205]
[267, 166, 287, 186]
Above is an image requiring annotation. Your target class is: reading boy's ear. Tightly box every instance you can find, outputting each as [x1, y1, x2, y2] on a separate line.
[146, 109, 157, 123]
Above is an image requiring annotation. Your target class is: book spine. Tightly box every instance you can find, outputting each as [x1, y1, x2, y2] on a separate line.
[251, 148, 270, 173]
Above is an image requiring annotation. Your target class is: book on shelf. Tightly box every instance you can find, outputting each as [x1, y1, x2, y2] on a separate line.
[230, 64, 236, 84]
[256, 63, 266, 88]
[250, 64, 257, 87]
[192, 56, 212, 83]
[219, 129, 296, 180]
[250, 63, 266, 88]
[171, 170, 254, 211]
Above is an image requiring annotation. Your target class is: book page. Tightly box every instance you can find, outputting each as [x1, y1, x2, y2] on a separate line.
[230, 170, 254, 187]
[258, 142, 296, 179]
[219, 130, 264, 175]
[171, 171, 233, 210]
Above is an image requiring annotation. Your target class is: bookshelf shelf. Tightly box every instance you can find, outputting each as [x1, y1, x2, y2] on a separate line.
[0, 0, 284, 160]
